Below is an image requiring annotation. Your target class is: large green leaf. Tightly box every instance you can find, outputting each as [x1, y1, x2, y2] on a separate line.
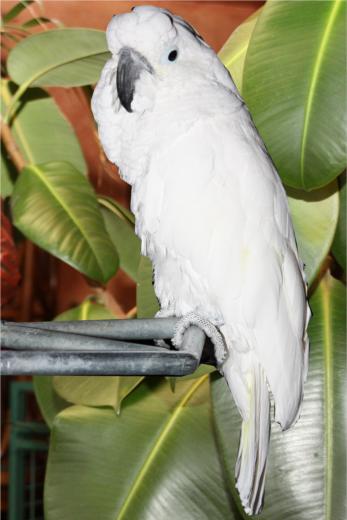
[33, 300, 105, 430]
[11, 161, 118, 283]
[49, 299, 143, 414]
[99, 197, 141, 282]
[211, 272, 346, 519]
[243, 0, 346, 190]
[1, 80, 86, 173]
[288, 181, 339, 285]
[34, 300, 114, 428]
[7, 28, 109, 90]
[34, 299, 142, 425]
[136, 255, 159, 318]
[220, 7, 339, 285]
[45, 376, 239, 520]
[332, 172, 346, 270]
[218, 9, 260, 92]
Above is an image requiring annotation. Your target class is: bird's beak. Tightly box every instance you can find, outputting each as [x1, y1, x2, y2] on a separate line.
[116, 47, 154, 113]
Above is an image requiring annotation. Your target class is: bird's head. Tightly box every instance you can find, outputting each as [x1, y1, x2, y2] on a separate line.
[106, 5, 216, 113]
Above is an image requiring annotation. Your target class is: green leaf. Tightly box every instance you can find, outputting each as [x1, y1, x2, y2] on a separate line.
[179, 364, 216, 381]
[220, 5, 339, 284]
[310, 273, 346, 520]
[99, 195, 135, 225]
[1, 80, 86, 173]
[53, 376, 143, 415]
[7, 28, 109, 87]
[243, 0, 346, 190]
[34, 300, 142, 425]
[2, 0, 34, 24]
[33, 376, 70, 429]
[99, 197, 141, 282]
[1, 148, 17, 198]
[219, 9, 260, 92]
[11, 161, 119, 283]
[51, 298, 143, 414]
[136, 255, 159, 318]
[55, 299, 115, 322]
[332, 172, 346, 270]
[211, 271, 346, 519]
[45, 376, 237, 520]
[34, 299, 93, 430]
[287, 181, 339, 285]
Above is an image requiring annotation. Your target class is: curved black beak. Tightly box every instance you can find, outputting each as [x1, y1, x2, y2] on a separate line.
[116, 47, 154, 112]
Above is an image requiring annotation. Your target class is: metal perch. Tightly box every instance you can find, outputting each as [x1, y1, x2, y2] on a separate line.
[0, 318, 214, 376]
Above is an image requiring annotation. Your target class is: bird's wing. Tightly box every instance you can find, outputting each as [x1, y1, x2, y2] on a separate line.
[144, 108, 309, 429]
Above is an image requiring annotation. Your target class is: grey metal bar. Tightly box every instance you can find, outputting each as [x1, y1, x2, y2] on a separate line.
[2, 317, 179, 340]
[1, 323, 171, 352]
[180, 326, 205, 357]
[0, 323, 207, 376]
[1, 350, 197, 376]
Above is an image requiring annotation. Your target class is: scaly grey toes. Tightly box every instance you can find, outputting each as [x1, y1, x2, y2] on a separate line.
[172, 312, 227, 368]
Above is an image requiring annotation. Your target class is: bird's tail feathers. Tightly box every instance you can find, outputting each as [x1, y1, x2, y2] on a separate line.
[226, 356, 271, 516]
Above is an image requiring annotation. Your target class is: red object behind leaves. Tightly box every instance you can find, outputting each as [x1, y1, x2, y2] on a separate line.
[1, 209, 21, 306]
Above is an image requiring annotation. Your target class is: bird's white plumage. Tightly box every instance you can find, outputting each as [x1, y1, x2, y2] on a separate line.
[92, 6, 310, 514]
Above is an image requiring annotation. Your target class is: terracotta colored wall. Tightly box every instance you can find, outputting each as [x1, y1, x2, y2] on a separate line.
[41, 1, 259, 50]
[1, 1, 261, 317]
[2, 1, 261, 52]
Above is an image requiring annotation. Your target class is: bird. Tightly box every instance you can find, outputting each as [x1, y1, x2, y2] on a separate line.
[91, 5, 310, 515]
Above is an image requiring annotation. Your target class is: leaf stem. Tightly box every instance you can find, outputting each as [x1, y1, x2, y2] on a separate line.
[1, 118, 26, 170]
[126, 306, 137, 319]
[2, 80, 31, 124]
[93, 287, 126, 318]
[116, 375, 209, 520]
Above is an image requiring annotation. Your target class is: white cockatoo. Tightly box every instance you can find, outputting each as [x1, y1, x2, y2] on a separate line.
[92, 6, 310, 515]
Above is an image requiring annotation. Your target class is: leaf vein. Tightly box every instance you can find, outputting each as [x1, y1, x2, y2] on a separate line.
[299, 0, 342, 186]
[115, 375, 209, 520]
[28, 164, 104, 278]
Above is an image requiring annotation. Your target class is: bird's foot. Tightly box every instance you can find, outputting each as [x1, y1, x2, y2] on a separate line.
[172, 312, 227, 367]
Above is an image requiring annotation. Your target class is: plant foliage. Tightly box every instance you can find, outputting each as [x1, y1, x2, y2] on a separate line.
[2, 1, 346, 518]
[242, 0, 346, 190]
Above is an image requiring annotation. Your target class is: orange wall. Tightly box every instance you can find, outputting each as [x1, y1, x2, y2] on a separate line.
[49, 1, 259, 52]
[2, 1, 261, 53]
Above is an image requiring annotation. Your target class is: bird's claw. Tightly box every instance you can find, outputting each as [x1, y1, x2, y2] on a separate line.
[172, 312, 227, 367]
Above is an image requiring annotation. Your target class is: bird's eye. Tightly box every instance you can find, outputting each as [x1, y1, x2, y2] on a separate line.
[168, 49, 178, 62]
[160, 47, 179, 65]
